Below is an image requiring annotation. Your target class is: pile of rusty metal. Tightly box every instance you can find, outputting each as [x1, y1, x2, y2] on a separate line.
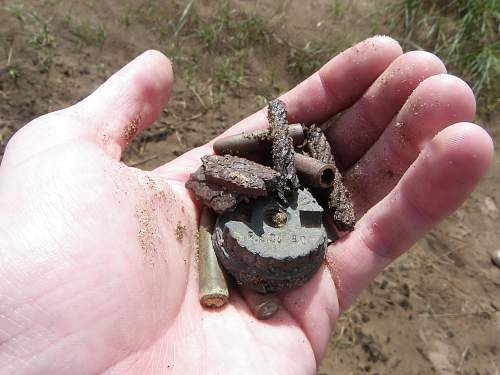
[186, 99, 355, 319]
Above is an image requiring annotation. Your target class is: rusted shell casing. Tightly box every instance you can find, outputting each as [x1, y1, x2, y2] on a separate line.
[491, 250, 500, 267]
[198, 207, 229, 308]
[213, 124, 305, 156]
[244, 291, 280, 320]
[294, 153, 336, 189]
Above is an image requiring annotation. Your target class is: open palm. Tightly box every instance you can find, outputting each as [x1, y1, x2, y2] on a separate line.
[0, 36, 493, 375]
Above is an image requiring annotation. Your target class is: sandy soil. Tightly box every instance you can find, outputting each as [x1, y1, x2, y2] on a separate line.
[0, 1, 498, 374]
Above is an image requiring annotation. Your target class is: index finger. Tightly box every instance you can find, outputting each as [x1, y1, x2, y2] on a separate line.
[224, 35, 402, 136]
[157, 36, 402, 179]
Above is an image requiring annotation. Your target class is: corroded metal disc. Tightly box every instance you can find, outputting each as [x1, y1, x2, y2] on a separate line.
[213, 189, 327, 293]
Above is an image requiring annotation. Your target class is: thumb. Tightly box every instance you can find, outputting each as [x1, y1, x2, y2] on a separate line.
[2, 50, 173, 167]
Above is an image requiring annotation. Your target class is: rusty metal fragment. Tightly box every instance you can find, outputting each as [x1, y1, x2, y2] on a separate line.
[268, 99, 300, 198]
[244, 290, 280, 320]
[306, 124, 334, 163]
[213, 189, 327, 293]
[294, 153, 336, 189]
[325, 179, 356, 231]
[185, 167, 240, 213]
[213, 123, 305, 156]
[306, 124, 356, 231]
[201, 155, 279, 196]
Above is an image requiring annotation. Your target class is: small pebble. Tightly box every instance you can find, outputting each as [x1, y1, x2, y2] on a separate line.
[491, 250, 500, 267]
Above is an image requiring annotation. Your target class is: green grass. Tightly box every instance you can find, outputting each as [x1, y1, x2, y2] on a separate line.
[5, 3, 55, 72]
[64, 15, 106, 46]
[29, 22, 53, 48]
[7, 64, 20, 82]
[168, 4, 270, 106]
[329, 0, 351, 19]
[210, 54, 246, 95]
[5, 2, 26, 21]
[205, 49, 250, 106]
[6, 4, 55, 48]
[6, 4, 54, 49]
[190, 5, 268, 51]
[120, 7, 133, 28]
[287, 41, 331, 77]
[387, 0, 500, 111]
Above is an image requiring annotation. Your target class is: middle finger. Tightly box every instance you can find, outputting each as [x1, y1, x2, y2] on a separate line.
[326, 51, 446, 171]
[345, 74, 476, 217]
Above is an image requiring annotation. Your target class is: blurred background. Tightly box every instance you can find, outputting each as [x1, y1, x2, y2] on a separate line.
[0, 0, 498, 374]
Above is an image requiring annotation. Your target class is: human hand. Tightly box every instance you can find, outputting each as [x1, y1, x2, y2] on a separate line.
[0, 36, 493, 375]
